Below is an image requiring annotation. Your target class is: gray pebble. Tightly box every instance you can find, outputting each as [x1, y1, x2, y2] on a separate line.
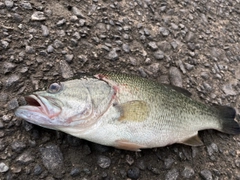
[129, 57, 138, 66]
[200, 72, 209, 80]
[39, 145, 64, 174]
[2, 115, 11, 122]
[127, 167, 140, 179]
[59, 60, 73, 79]
[70, 167, 80, 177]
[171, 41, 178, 49]
[5, 0, 13, 9]
[11, 141, 26, 153]
[222, 83, 236, 96]
[165, 168, 179, 180]
[0, 162, 9, 173]
[1, 40, 9, 48]
[148, 42, 158, 51]
[108, 48, 119, 61]
[53, 39, 64, 49]
[97, 155, 111, 169]
[16, 151, 34, 164]
[7, 98, 19, 110]
[65, 54, 74, 63]
[157, 41, 172, 52]
[25, 45, 35, 54]
[203, 82, 212, 93]
[184, 63, 194, 70]
[73, 32, 81, 40]
[122, 43, 130, 53]
[207, 143, 218, 156]
[181, 166, 195, 179]
[148, 165, 160, 175]
[187, 43, 196, 51]
[164, 158, 175, 169]
[56, 19, 66, 26]
[31, 11, 46, 21]
[159, 27, 169, 36]
[148, 63, 160, 74]
[72, 7, 85, 18]
[20, 1, 32, 10]
[153, 50, 164, 60]
[67, 135, 83, 147]
[171, 23, 179, 30]
[185, 31, 195, 42]
[200, 169, 213, 180]
[70, 15, 78, 22]
[47, 45, 54, 53]
[41, 25, 49, 36]
[169, 67, 182, 87]
[2, 62, 16, 74]
[33, 164, 42, 175]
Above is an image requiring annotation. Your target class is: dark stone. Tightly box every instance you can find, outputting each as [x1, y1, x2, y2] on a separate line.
[127, 167, 140, 179]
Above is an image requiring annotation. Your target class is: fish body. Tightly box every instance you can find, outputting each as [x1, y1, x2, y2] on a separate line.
[15, 72, 240, 151]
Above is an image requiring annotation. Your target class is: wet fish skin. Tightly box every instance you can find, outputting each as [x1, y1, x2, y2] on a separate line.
[15, 72, 240, 151]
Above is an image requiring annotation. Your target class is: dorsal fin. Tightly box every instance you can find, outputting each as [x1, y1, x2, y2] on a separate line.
[163, 84, 192, 97]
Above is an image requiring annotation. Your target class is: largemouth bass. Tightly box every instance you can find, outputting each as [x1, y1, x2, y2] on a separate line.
[15, 72, 240, 151]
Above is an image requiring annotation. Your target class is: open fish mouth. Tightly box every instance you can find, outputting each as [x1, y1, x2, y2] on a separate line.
[25, 95, 62, 119]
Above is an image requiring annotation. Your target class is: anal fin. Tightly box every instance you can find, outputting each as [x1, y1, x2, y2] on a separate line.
[115, 139, 147, 151]
[179, 134, 203, 146]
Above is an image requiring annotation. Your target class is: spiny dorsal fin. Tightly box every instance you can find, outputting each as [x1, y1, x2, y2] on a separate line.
[117, 100, 149, 122]
[180, 134, 203, 146]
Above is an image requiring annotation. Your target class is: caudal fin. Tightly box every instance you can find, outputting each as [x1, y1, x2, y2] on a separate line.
[215, 105, 240, 135]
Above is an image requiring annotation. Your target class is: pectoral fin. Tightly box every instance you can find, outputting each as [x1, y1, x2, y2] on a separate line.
[117, 100, 149, 122]
[115, 139, 147, 151]
[180, 134, 203, 146]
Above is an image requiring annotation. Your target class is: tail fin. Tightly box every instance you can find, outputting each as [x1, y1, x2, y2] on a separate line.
[214, 104, 240, 135]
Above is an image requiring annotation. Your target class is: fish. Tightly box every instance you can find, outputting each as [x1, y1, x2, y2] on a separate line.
[15, 72, 240, 151]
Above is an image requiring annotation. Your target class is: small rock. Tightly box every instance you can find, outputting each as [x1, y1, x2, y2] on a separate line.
[0, 120, 3, 128]
[187, 43, 196, 51]
[169, 67, 182, 87]
[148, 42, 158, 51]
[127, 167, 140, 179]
[122, 43, 130, 53]
[39, 145, 64, 175]
[153, 50, 164, 60]
[53, 39, 64, 49]
[202, 82, 212, 93]
[11, 141, 26, 153]
[148, 165, 160, 175]
[126, 155, 134, 165]
[7, 98, 19, 110]
[0, 162, 9, 172]
[165, 169, 179, 180]
[31, 11, 46, 21]
[97, 155, 111, 169]
[164, 158, 175, 169]
[33, 164, 42, 175]
[20, 1, 32, 10]
[222, 83, 236, 96]
[47, 45, 54, 53]
[159, 27, 169, 36]
[181, 166, 195, 179]
[1, 40, 9, 48]
[200, 169, 213, 180]
[148, 63, 160, 74]
[72, 7, 85, 18]
[5, 0, 13, 9]
[25, 45, 35, 54]
[171, 41, 178, 49]
[16, 151, 34, 164]
[73, 32, 81, 40]
[157, 41, 172, 52]
[65, 54, 74, 63]
[67, 135, 83, 147]
[108, 48, 119, 61]
[2, 62, 16, 74]
[207, 143, 218, 156]
[70, 167, 80, 177]
[200, 72, 209, 80]
[56, 19, 66, 26]
[41, 25, 49, 36]
[184, 63, 194, 71]
[59, 60, 73, 79]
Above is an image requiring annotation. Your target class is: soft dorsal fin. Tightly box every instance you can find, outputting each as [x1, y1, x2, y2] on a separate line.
[116, 100, 149, 122]
[179, 134, 203, 146]
[163, 84, 192, 97]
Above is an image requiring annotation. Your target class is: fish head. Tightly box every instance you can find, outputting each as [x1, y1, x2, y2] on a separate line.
[15, 78, 115, 132]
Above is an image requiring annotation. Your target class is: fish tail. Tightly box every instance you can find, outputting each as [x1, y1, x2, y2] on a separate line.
[215, 105, 240, 135]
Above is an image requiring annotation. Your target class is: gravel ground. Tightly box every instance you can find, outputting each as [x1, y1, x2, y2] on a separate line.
[1, 0, 240, 179]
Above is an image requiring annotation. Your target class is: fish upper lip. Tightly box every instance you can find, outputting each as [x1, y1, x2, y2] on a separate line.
[25, 94, 61, 119]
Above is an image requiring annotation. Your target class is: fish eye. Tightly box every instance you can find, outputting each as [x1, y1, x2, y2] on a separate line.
[48, 83, 62, 94]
